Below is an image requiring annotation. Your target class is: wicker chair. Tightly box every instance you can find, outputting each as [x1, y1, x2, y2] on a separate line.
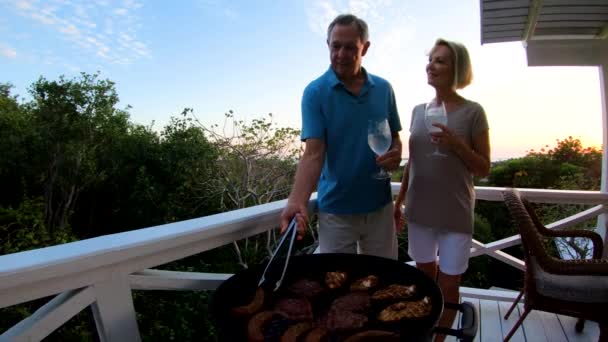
[502, 188, 608, 342]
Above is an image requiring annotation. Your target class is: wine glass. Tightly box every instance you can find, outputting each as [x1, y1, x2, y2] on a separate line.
[367, 118, 392, 179]
[424, 100, 448, 157]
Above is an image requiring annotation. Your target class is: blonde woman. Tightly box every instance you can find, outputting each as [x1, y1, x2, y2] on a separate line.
[394, 39, 490, 341]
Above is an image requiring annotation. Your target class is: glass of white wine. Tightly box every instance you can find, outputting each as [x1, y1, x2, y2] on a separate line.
[367, 118, 392, 179]
[424, 100, 448, 157]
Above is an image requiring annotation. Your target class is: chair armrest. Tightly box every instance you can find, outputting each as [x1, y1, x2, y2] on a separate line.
[544, 229, 604, 259]
[522, 199, 604, 258]
[544, 257, 608, 276]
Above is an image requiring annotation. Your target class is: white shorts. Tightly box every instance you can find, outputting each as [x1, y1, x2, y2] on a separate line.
[318, 202, 398, 260]
[407, 222, 472, 276]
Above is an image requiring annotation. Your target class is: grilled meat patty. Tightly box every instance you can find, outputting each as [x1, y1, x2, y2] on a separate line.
[330, 292, 371, 313]
[350, 275, 379, 292]
[325, 271, 348, 289]
[287, 278, 325, 299]
[326, 309, 368, 332]
[274, 297, 313, 321]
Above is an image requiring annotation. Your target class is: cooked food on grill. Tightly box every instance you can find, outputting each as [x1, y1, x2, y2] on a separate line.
[232, 287, 265, 317]
[372, 284, 416, 301]
[280, 322, 312, 342]
[287, 278, 325, 298]
[274, 297, 313, 321]
[343, 330, 400, 341]
[329, 292, 371, 312]
[325, 271, 348, 289]
[350, 275, 379, 291]
[303, 327, 329, 342]
[247, 310, 275, 342]
[326, 309, 368, 332]
[377, 296, 433, 322]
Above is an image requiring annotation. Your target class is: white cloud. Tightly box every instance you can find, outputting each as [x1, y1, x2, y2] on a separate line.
[197, 0, 239, 20]
[7, 0, 150, 65]
[306, 1, 338, 37]
[14, 0, 33, 11]
[59, 23, 79, 35]
[0, 46, 17, 58]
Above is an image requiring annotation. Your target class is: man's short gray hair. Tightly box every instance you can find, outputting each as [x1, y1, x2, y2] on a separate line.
[327, 14, 369, 42]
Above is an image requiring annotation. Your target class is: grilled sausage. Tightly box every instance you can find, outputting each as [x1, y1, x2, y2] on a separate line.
[280, 322, 312, 342]
[232, 287, 265, 317]
[303, 327, 329, 342]
[247, 310, 275, 342]
[343, 330, 400, 341]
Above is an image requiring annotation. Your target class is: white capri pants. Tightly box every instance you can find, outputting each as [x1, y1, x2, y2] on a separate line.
[407, 221, 472, 276]
[318, 202, 398, 260]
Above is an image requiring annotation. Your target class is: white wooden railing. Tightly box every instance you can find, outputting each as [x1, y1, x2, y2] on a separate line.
[1, 186, 607, 342]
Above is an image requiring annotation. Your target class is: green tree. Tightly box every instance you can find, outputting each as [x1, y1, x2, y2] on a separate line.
[193, 110, 302, 267]
[23, 73, 132, 233]
[468, 137, 603, 290]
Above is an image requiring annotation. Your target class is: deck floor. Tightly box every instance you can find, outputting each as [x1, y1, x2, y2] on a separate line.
[445, 297, 599, 342]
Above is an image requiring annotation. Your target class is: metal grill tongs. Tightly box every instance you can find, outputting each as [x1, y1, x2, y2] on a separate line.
[258, 216, 298, 291]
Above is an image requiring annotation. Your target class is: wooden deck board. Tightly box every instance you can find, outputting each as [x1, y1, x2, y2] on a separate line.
[454, 296, 599, 342]
[498, 300, 525, 341]
[428, 295, 599, 341]
[519, 304, 550, 342]
[480, 299, 503, 342]
[557, 314, 599, 342]
[537, 310, 569, 342]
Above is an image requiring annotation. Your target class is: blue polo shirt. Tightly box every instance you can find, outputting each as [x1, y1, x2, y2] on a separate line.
[301, 66, 402, 214]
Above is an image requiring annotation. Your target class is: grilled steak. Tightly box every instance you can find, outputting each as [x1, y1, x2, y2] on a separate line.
[325, 271, 348, 289]
[274, 297, 313, 321]
[378, 296, 433, 322]
[326, 309, 368, 332]
[330, 292, 371, 312]
[350, 275, 379, 292]
[287, 278, 325, 299]
[372, 284, 416, 301]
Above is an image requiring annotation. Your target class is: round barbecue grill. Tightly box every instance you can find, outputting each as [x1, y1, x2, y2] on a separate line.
[212, 253, 477, 341]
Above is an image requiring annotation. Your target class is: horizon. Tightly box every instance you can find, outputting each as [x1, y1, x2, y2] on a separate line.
[0, 0, 603, 161]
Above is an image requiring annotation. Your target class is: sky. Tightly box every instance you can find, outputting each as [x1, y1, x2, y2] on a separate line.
[0, 0, 604, 161]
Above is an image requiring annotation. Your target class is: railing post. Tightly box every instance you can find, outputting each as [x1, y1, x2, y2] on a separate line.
[598, 62, 608, 258]
[92, 275, 141, 342]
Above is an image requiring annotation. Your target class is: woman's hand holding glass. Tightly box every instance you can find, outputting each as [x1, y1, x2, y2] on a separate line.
[424, 100, 448, 157]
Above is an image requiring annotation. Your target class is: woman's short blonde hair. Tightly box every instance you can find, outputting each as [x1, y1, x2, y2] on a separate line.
[432, 38, 473, 89]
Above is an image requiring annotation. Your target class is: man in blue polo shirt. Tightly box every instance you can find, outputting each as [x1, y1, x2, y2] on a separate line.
[279, 13, 402, 259]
